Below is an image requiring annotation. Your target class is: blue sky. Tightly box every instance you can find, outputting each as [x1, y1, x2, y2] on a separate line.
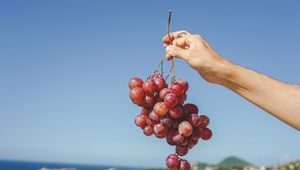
[0, 0, 299, 168]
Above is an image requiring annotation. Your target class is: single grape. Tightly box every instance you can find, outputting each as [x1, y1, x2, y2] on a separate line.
[187, 114, 201, 127]
[169, 106, 183, 119]
[178, 121, 193, 137]
[179, 159, 191, 170]
[153, 102, 169, 117]
[134, 114, 148, 128]
[154, 132, 166, 139]
[199, 115, 210, 127]
[154, 123, 168, 135]
[192, 139, 199, 146]
[160, 116, 174, 128]
[166, 129, 177, 146]
[181, 106, 189, 118]
[180, 138, 189, 147]
[142, 80, 157, 96]
[159, 88, 170, 100]
[202, 127, 212, 140]
[148, 111, 160, 125]
[146, 118, 156, 127]
[176, 145, 188, 156]
[174, 79, 189, 92]
[128, 77, 143, 89]
[143, 95, 156, 109]
[172, 133, 185, 144]
[177, 93, 187, 106]
[170, 83, 184, 96]
[187, 138, 198, 149]
[143, 125, 154, 136]
[184, 103, 199, 115]
[164, 93, 178, 108]
[166, 154, 180, 170]
[191, 126, 203, 140]
[129, 87, 145, 105]
[154, 76, 167, 91]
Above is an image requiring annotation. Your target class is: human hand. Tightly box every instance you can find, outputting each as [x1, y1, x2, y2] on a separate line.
[163, 30, 233, 85]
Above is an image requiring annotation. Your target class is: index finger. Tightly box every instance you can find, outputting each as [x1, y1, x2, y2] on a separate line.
[162, 30, 190, 44]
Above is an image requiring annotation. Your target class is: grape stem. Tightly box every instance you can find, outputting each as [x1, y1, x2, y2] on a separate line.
[154, 55, 165, 75]
[167, 10, 176, 83]
[153, 10, 175, 82]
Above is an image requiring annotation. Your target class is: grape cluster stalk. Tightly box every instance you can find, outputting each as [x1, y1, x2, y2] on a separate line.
[128, 10, 212, 170]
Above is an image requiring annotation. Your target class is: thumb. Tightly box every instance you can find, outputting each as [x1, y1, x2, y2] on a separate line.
[166, 45, 189, 61]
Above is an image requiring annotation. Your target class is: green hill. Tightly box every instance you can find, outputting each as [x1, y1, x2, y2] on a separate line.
[197, 162, 211, 170]
[218, 156, 252, 168]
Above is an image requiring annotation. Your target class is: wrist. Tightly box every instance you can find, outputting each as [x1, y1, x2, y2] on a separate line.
[214, 59, 237, 87]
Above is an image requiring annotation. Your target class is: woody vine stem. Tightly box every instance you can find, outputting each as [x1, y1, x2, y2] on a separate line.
[167, 10, 176, 83]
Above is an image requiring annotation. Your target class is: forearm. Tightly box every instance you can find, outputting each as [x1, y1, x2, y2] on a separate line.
[217, 62, 300, 131]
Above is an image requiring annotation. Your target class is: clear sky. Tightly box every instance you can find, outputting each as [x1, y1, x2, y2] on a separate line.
[0, 0, 299, 168]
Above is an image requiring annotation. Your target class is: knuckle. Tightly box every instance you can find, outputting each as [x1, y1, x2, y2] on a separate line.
[194, 34, 202, 39]
[178, 30, 187, 33]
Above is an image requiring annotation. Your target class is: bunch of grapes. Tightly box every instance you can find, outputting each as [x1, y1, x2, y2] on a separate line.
[128, 73, 212, 170]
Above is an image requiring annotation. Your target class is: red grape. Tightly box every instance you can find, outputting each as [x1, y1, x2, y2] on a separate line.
[170, 83, 184, 96]
[134, 114, 148, 128]
[153, 102, 169, 117]
[166, 129, 177, 146]
[179, 159, 191, 170]
[181, 107, 189, 118]
[180, 138, 189, 147]
[177, 93, 187, 106]
[172, 133, 184, 144]
[128, 77, 143, 89]
[169, 106, 183, 119]
[166, 154, 180, 170]
[142, 80, 157, 95]
[129, 87, 145, 105]
[175, 79, 189, 92]
[146, 118, 156, 127]
[154, 76, 167, 91]
[178, 121, 193, 137]
[191, 126, 203, 140]
[164, 93, 178, 108]
[143, 95, 156, 109]
[202, 127, 212, 140]
[159, 88, 170, 100]
[187, 138, 198, 149]
[200, 115, 210, 127]
[155, 132, 166, 139]
[143, 125, 154, 136]
[187, 114, 201, 127]
[176, 145, 188, 156]
[154, 123, 168, 135]
[148, 111, 160, 125]
[184, 103, 199, 115]
[161, 116, 173, 128]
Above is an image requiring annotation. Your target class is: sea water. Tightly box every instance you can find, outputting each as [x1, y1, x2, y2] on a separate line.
[0, 160, 144, 170]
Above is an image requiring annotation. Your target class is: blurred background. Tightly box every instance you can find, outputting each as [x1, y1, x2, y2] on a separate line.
[0, 0, 299, 170]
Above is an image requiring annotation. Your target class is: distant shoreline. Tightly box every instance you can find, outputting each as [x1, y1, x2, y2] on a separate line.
[0, 160, 144, 170]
